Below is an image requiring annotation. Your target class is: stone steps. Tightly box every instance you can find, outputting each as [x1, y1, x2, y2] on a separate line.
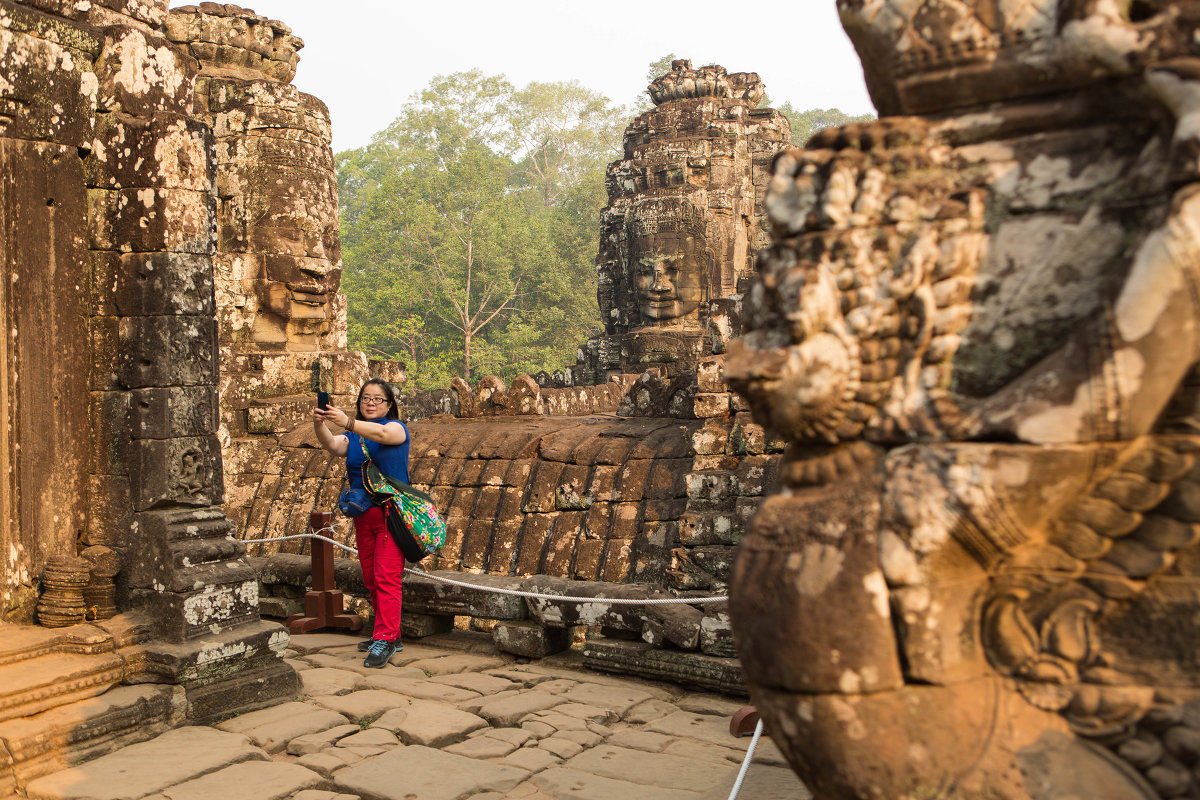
[0, 683, 181, 798]
[0, 615, 157, 725]
[0, 652, 127, 725]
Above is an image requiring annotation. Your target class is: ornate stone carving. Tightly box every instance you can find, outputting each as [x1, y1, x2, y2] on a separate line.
[726, 2, 1200, 798]
[36, 555, 91, 628]
[583, 60, 789, 382]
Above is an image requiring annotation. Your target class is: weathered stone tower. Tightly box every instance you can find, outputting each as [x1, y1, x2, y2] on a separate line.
[582, 59, 789, 383]
[0, 1, 308, 789]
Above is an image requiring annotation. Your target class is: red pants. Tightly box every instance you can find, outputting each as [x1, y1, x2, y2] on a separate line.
[353, 505, 405, 641]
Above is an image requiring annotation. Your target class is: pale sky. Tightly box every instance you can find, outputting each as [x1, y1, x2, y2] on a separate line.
[170, 1, 876, 154]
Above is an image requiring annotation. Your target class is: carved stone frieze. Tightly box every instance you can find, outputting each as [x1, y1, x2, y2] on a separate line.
[727, 2, 1200, 798]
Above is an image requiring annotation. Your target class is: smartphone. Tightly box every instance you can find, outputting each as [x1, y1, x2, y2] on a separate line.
[317, 391, 330, 410]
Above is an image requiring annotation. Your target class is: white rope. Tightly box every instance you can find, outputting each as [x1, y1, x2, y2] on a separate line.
[404, 566, 728, 605]
[238, 531, 729, 605]
[727, 718, 764, 800]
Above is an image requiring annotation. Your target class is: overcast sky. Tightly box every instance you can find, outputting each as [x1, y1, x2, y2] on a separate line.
[171, 1, 876, 154]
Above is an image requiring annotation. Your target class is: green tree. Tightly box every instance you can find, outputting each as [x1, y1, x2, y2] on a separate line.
[504, 81, 625, 209]
[338, 71, 623, 388]
[777, 104, 876, 146]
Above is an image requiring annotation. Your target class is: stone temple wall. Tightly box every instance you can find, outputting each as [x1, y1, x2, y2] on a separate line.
[163, 3, 407, 553]
[238, 61, 791, 614]
[0, 0, 298, 756]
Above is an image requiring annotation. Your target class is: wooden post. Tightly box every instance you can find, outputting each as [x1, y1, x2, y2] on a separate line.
[730, 705, 760, 737]
[286, 511, 363, 634]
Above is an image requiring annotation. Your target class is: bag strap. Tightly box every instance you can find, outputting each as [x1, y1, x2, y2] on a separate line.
[358, 431, 435, 506]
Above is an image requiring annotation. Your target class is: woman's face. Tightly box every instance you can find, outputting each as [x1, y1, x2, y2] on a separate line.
[359, 385, 390, 420]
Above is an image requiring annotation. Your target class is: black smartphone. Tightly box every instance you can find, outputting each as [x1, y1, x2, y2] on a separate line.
[317, 391, 330, 410]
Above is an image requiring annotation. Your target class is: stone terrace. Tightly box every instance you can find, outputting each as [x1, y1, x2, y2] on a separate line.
[20, 633, 809, 800]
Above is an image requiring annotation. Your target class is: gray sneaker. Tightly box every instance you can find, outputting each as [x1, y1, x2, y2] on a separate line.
[363, 639, 397, 668]
[356, 638, 376, 653]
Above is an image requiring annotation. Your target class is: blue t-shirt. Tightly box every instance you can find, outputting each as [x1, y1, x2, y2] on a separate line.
[345, 418, 411, 496]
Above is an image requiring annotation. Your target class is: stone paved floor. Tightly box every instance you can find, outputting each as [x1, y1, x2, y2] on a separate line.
[22, 632, 811, 800]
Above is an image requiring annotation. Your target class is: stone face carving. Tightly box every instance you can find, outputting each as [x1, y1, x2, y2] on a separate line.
[582, 60, 789, 382]
[169, 4, 341, 354]
[726, 2, 1200, 798]
[628, 197, 712, 325]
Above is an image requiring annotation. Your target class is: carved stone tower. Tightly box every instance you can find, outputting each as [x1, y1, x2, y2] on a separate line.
[582, 60, 789, 383]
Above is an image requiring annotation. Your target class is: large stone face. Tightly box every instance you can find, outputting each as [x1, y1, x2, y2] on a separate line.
[726, 2, 1200, 798]
[583, 60, 789, 382]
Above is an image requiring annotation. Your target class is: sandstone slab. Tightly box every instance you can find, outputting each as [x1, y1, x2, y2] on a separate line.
[473, 690, 562, 726]
[24, 727, 265, 800]
[287, 724, 361, 756]
[404, 653, 506, 676]
[311, 690, 408, 723]
[371, 699, 488, 747]
[532, 767, 700, 800]
[152, 761, 325, 800]
[334, 745, 529, 800]
[563, 683, 655, 718]
[217, 702, 348, 753]
[357, 675, 479, 703]
[299, 668, 362, 697]
[563, 745, 736, 792]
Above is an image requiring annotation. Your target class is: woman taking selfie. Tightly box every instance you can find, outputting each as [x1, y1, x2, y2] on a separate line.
[313, 378, 409, 668]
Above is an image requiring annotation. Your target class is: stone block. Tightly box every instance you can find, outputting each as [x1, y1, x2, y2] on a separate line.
[524, 461, 565, 512]
[609, 503, 641, 539]
[403, 571, 526, 621]
[642, 498, 687, 522]
[130, 386, 217, 440]
[692, 422, 730, 456]
[459, 518, 492, 571]
[117, 315, 218, 388]
[333, 745, 528, 799]
[678, 512, 742, 546]
[472, 485, 502, 519]
[684, 471, 737, 511]
[573, 538, 604, 581]
[401, 613, 455, 639]
[645, 459, 688, 500]
[492, 621, 572, 658]
[615, 460, 653, 501]
[599, 541, 633, 583]
[698, 609, 736, 658]
[581, 638, 746, 696]
[554, 464, 592, 510]
[696, 356, 726, 393]
[693, 392, 730, 418]
[587, 464, 619, 501]
[457, 458, 488, 486]
[486, 520, 522, 574]
[129, 435, 223, 511]
[111, 186, 213, 255]
[734, 454, 780, 496]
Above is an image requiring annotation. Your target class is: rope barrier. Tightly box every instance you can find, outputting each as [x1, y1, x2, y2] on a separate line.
[239, 531, 729, 605]
[727, 719, 764, 800]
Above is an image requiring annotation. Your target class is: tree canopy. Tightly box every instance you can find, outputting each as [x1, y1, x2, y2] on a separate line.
[336, 63, 876, 389]
[337, 71, 624, 388]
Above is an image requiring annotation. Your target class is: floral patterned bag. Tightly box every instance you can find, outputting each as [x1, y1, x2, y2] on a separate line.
[359, 438, 445, 562]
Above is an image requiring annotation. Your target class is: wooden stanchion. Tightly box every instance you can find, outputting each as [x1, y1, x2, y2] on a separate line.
[286, 511, 363, 634]
[730, 706, 760, 737]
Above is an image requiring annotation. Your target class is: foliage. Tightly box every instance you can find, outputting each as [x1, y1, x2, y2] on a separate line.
[337, 71, 621, 388]
[777, 103, 876, 146]
[338, 62, 876, 390]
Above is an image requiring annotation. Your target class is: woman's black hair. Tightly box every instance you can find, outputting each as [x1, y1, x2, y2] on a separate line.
[354, 378, 400, 421]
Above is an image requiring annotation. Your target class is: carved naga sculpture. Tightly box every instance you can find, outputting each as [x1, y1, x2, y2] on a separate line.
[725, 2, 1200, 798]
